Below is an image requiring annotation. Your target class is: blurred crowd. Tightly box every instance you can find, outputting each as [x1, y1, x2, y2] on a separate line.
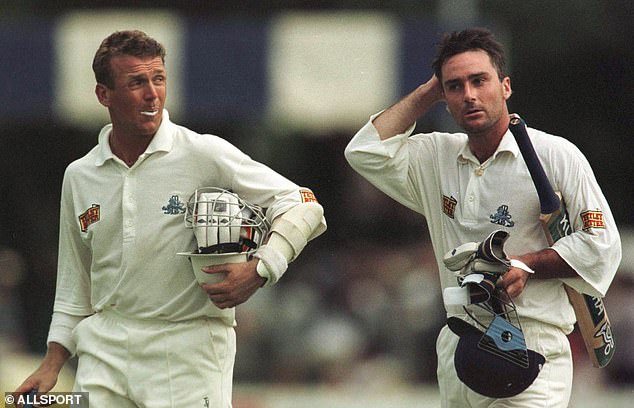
[234, 239, 444, 386]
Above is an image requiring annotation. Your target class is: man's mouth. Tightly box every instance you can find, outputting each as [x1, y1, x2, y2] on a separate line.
[464, 108, 483, 117]
[140, 109, 159, 117]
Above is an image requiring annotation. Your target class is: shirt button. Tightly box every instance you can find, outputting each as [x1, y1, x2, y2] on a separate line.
[475, 167, 484, 176]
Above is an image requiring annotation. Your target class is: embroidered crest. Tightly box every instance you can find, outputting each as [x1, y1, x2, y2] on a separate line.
[162, 195, 186, 215]
[490, 204, 515, 227]
[79, 204, 100, 232]
[580, 210, 605, 231]
[442, 195, 457, 219]
[300, 189, 318, 203]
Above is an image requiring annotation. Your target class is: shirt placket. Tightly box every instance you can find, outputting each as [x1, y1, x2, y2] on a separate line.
[462, 160, 491, 223]
[122, 170, 137, 242]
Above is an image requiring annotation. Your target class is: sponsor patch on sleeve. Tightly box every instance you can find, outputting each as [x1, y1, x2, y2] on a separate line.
[580, 209, 605, 231]
[79, 204, 101, 232]
[300, 189, 318, 203]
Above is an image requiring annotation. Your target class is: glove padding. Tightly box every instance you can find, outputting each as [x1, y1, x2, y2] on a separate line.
[443, 230, 511, 275]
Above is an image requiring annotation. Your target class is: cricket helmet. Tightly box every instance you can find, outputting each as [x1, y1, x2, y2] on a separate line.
[184, 187, 269, 254]
[446, 281, 546, 399]
[448, 316, 545, 398]
[443, 230, 546, 398]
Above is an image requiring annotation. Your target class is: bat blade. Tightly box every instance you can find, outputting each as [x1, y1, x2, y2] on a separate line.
[539, 194, 571, 246]
[564, 286, 614, 368]
[508, 113, 614, 368]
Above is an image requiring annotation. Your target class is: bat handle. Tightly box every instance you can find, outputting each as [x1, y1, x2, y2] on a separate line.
[508, 114, 561, 215]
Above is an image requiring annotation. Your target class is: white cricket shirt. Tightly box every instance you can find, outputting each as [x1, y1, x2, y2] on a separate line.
[345, 115, 621, 332]
[53, 110, 324, 329]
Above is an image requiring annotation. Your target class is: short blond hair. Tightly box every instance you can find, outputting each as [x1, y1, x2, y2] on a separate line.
[92, 30, 166, 89]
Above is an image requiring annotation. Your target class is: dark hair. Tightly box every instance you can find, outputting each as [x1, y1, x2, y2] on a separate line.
[92, 30, 166, 89]
[431, 28, 507, 82]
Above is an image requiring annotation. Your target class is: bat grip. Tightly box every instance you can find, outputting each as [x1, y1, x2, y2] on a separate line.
[508, 114, 561, 215]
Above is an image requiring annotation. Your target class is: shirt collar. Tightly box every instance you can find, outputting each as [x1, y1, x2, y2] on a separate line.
[457, 128, 520, 165]
[95, 109, 175, 166]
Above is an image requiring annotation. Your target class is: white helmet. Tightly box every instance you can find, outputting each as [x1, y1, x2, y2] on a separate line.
[184, 187, 269, 254]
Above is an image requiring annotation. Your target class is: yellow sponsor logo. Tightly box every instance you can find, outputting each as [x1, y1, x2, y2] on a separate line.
[580, 210, 605, 231]
[300, 189, 318, 203]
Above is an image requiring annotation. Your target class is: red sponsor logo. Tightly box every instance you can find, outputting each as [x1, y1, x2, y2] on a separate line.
[443, 195, 457, 219]
[300, 189, 318, 203]
[580, 210, 605, 231]
[79, 204, 101, 232]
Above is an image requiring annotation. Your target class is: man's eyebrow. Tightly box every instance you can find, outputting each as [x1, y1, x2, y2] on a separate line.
[444, 72, 490, 86]
[125, 69, 166, 79]
[468, 72, 490, 79]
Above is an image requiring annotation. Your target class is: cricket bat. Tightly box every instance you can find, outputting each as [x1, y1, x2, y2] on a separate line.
[508, 113, 614, 368]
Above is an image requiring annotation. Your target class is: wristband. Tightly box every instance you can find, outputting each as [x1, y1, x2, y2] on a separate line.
[510, 259, 535, 274]
[253, 245, 288, 286]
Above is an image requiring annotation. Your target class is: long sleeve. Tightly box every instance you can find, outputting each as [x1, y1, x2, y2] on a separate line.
[53, 170, 94, 317]
[344, 114, 428, 215]
[543, 135, 622, 296]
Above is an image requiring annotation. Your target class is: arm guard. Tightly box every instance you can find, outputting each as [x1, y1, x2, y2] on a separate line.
[254, 202, 325, 285]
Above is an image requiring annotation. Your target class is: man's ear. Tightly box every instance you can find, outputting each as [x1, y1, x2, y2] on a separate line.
[502, 77, 512, 100]
[95, 84, 110, 107]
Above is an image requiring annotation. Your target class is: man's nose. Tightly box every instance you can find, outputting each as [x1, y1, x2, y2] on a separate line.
[463, 84, 476, 102]
[145, 83, 159, 99]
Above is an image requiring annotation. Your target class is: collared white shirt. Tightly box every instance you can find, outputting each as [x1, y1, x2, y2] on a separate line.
[345, 114, 620, 331]
[53, 110, 323, 327]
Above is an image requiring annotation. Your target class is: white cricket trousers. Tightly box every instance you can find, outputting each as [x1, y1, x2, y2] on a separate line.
[72, 310, 236, 408]
[436, 318, 573, 407]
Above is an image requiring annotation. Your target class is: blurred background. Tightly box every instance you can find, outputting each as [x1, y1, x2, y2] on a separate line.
[1, 1, 633, 406]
